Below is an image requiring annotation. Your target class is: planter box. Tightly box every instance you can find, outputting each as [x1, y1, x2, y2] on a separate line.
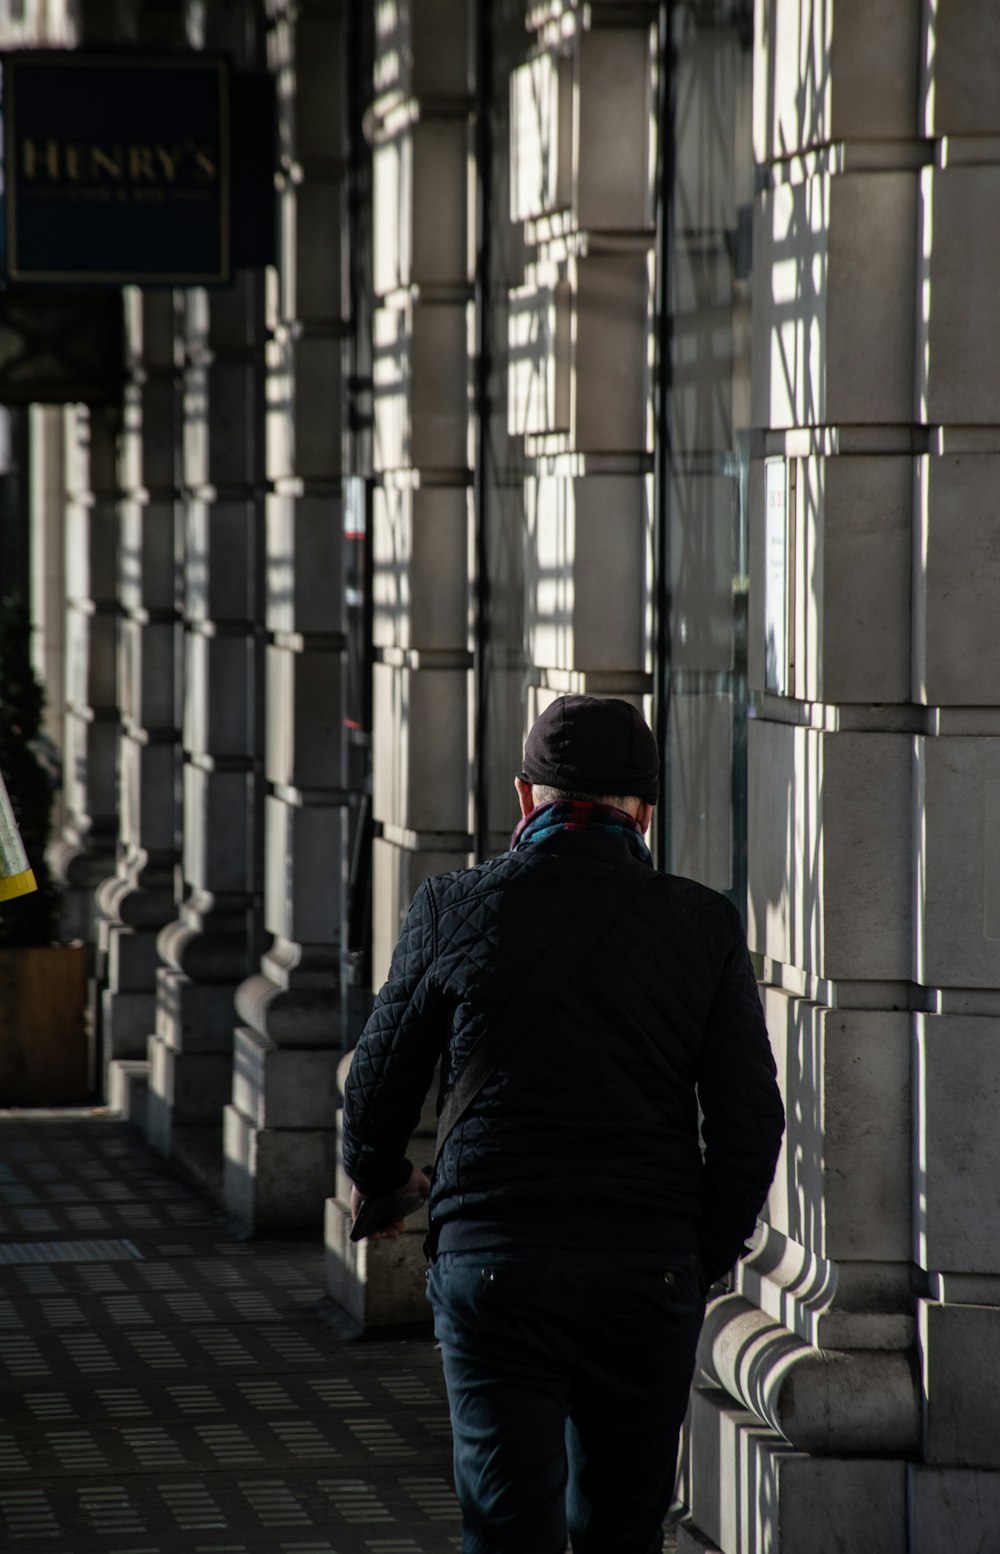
[0, 945, 88, 1105]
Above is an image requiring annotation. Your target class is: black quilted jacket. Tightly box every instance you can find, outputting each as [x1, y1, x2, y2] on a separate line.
[342, 826, 784, 1282]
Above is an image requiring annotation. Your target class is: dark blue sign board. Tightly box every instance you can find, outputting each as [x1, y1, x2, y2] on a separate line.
[3, 52, 231, 285]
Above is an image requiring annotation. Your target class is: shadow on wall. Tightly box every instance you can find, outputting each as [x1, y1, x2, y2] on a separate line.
[679, 1381, 792, 1554]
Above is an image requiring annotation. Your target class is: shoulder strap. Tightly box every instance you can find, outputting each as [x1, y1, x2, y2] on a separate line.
[434, 853, 656, 1164]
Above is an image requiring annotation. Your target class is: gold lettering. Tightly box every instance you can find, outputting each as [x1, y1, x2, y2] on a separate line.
[22, 138, 60, 180]
[90, 145, 124, 180]
[194, 148, 217, 183]
[128, 145, 159, 182]
[18, 137, 218, 188]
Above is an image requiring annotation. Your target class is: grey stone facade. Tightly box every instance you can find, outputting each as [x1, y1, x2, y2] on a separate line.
[224, 0, 350, 1231]
[9, 0, 1000, 1547]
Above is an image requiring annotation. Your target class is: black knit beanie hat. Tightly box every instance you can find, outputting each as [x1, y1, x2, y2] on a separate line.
[518, 695, 659, 805]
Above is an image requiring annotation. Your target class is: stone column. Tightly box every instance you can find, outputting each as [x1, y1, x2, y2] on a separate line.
[224, 0, 350, 1232]
[50, 407, 121, 949]
[367, 0, 475, 973]
[681, 2, 924, 1549]
[324, 0, 475, 1323]
[98, 288, 182, 1114]
[94, 0, 189, 1112]
[142, 4, 268, 1188]
[45, 0, 142, 957]
[145, 273, 266, 1172]
[28, 406, 67, 839]
[473, 2, 528, 862]
[507, 3, 656, 781]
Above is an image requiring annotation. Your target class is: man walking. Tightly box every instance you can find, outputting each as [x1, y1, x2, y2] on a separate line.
[342, 695, 785, 1554]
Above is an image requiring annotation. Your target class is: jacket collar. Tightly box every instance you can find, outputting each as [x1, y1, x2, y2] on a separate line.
[510, 799, 652, 863]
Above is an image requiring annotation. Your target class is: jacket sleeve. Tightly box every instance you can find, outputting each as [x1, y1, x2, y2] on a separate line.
[341, 879, 447, 1196]
[696, 906, 785, 1285]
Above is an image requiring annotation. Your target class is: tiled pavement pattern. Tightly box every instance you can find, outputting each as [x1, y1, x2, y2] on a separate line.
[0, 1111, 459, 1554]
[0, 1111, 680, 1554]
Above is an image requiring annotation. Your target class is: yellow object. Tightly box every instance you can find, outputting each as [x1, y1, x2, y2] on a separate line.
[0, 867, 37, 902]
[0, 767, 37, 902]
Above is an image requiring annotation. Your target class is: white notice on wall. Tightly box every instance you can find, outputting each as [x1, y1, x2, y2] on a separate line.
[764, 459, 789, 695]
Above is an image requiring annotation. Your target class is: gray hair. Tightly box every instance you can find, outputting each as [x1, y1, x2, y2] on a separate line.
[531, 785, 642, 816]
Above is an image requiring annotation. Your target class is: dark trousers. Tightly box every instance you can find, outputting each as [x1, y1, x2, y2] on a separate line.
[426, 1246, 705, 1554]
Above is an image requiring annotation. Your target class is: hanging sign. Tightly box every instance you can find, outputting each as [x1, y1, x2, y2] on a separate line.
[2, 51, 231, 285]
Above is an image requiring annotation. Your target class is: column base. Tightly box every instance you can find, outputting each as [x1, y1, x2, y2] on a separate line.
[165, 1122, 225, 1207]
[677, 1523, 722, 1554]
[324, 1196, 431, 1329]
[909, 1466, 1000, 1554]
[96, 878, 178, 1079]
[146, 1036, 234, 1156]
[101, 988, 156, 1065]
[155, 969, 239, 1053]
[223, 1104, 337, 1232]
[100, 916, 164, 1066]
[687, 1386, 907, 1554]
[106, 1059, 151, 1133]
[232, 1027, 341, 1129]
[325, 1049, 440, 1327]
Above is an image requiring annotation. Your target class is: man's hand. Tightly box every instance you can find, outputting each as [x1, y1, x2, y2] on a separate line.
[350, 1165, 431, 1241]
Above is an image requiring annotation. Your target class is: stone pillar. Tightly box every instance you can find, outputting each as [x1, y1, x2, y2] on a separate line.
[28, 406, 67, 839]
[682, 1, 926, 1548]
[50, 407, 121, 948]
[367, 0, 475, 975]
[145, 273, 266, 1173]
[908, 1, 1000, 1546]
[141, 4, 268, 1189]
[224, 0, 349, 1232]
[324, 0, 475, 1322]
[93, 0, 189, 1113]
[0, 4, 75, 45]
[98, 289, 181, 1114]
[507, 4, 656, 778]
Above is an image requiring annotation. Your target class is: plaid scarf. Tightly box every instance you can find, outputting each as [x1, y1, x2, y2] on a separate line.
[511, 799, 652, 862]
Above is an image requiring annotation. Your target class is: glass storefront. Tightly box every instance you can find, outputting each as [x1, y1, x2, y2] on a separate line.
[659, 0, 754, 909]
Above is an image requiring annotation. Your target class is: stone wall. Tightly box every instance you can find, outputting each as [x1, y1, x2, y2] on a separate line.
[325, 0, 475, 1324]
[681, 2, 1000, 1551]
[224, 0, 350, 1230]
[509, 2, 656, 742]
[367, 0, 475, 987]
[15, 1, 1000, 1544]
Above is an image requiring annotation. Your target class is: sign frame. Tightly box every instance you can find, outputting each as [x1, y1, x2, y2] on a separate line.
[2, 50, 232, 287]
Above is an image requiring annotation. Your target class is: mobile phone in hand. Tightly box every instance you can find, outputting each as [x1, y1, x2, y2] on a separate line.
[349, 1187, 426, 1242]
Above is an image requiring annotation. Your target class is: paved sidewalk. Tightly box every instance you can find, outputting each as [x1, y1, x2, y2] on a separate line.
[0, 1110, 682, 1554]
[0, 1110, 459, 1554]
